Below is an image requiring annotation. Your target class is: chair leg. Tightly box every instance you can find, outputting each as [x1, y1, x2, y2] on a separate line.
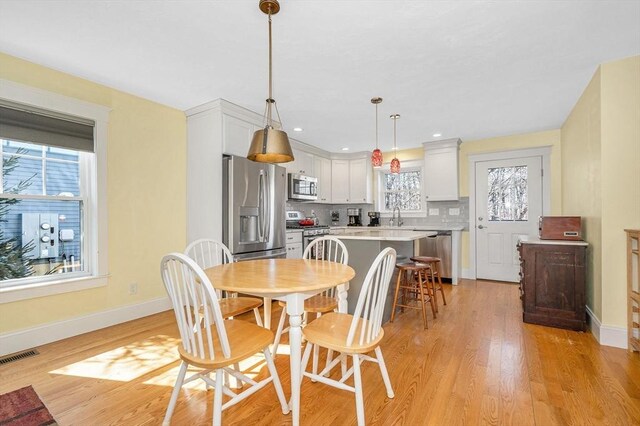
[417, 272, 428, 330]
[254, 307, 264, 327]
[312, 344, 320, 382]
[301, 342, 313, 378]
[352, 355, 365, 426]
[375, 347, 394, 398]
[426, 270, 437, 318]
[428, 266, 439, 314]
[163, 361, 188, 425]
[213, 369, 224, 426]
[272, 309, 287, 357]
[263, 348, 290, 414]
[390, 270, 402, 322]
[436, 263, 447, 306]
[325, 349, 334, 377]
[232, 362, 242, 389]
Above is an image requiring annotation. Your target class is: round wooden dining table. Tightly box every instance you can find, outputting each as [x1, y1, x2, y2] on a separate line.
[205, 258, 355, 426]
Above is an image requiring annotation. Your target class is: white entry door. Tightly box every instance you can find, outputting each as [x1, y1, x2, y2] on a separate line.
[475, 156, 543, 282]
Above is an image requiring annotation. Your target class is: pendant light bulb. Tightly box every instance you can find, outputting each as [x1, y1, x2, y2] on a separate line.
[390, 114, 401, 174]
[371, 97, 383, 168]
[247, 0, 294, 163]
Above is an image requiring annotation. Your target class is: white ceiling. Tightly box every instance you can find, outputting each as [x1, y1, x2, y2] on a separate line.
[0, 1, 639, 152]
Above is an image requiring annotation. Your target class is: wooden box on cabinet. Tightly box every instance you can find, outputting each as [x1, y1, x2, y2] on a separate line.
[518, 239, 588, 331]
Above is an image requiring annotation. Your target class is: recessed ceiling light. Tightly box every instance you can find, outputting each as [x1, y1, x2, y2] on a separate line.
[341, 147, 349, 151]
[293, 127, 303, 132]
[433, 133, 442, 138]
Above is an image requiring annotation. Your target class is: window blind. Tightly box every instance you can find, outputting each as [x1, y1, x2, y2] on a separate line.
[0, 101, 94, 152]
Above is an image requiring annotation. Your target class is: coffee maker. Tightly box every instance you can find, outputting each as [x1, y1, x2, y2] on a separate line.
[368, 211, 381, 227]
[347, 208, 362, 226]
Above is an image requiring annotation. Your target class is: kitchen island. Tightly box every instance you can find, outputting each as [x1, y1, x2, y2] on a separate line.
[332, 229, 437, 323]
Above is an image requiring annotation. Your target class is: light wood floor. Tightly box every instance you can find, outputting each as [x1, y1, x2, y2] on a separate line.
[2, 279, 639, 425]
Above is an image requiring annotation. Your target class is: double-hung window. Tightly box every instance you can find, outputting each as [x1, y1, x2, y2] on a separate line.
[376, 160, 426, 216]
[0, 87, 108, 300]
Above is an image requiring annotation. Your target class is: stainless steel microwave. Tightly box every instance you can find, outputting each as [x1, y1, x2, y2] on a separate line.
[287, 173, 317, 201]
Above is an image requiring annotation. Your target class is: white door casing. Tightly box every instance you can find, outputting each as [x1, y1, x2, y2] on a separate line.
[470, 146, 551, 281]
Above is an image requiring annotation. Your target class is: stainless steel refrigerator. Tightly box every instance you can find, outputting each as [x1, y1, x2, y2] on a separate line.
[223, 155, 287, 261]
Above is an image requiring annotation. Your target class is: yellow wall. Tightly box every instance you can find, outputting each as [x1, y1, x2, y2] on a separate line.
[561, 67, 602, 319]
[561, 55, 640, 329]
[0, 52, 187, 333]
[600, 56, 640, 328]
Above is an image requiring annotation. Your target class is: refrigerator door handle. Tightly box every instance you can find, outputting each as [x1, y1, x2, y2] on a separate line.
[263, 169, 270, 243]
[258, 170, 270, 243]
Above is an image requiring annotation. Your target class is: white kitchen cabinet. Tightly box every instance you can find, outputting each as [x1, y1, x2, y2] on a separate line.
[314, 156, 332, 203]
[331, 159, 350, 203]
[331, 157, 372, 204]
[423, 138, 461, 201]
[349, 158, 370, 203]
[222, 114, 256, 158]
[287, 149, 314, 176]
[286, 230, 303, 258]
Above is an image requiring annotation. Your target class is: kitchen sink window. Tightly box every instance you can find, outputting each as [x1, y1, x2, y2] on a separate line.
[0, 90, 108, 301]
[376, 160, 426, 216]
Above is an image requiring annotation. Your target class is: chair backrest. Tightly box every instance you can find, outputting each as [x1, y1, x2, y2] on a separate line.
[346, 247, 396, 347]
[160, 253, 230, 361]
[185, 238, 233, 269]
[303, 236, 349, 298]
[185, 239, 233, 298]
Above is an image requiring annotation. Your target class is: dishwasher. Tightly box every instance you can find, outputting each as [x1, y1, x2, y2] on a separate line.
[413, 231, 452, 280]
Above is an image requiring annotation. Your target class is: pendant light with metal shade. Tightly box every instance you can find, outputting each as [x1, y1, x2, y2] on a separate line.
[390, 114, 401, 174]
[370, 97, 383, 168]
[247, 0, 294, 163]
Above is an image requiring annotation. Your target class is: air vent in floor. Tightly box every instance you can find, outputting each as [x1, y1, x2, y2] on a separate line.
[0, 349, 39, 365]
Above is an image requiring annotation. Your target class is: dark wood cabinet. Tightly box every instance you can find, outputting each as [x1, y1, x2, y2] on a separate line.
[517, 240, 588, 331]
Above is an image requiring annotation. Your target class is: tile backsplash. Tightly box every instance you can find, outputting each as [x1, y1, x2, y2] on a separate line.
[286, 197, 469, 230]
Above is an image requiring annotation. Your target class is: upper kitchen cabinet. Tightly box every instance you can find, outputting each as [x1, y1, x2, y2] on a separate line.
[222, 114, 260, 157]
[287, 149, 314, 176]
[314, 156, 332, 203]
[331, 157, 372, 204]
[423, 138, 461, 201]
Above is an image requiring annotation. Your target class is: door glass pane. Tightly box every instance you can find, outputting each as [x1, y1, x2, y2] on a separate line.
[487, 166, 528, 221]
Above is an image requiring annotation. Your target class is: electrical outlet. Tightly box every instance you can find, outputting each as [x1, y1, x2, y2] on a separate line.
[449, 208, 460, 216]
[429, 208, 440, 216]
[129, 282, 138, 295]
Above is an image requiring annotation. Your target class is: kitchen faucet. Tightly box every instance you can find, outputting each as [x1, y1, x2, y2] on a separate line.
[390, 206, 403, 227]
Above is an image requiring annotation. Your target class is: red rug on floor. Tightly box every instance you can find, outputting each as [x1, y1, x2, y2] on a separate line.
[0, 386, 57, 426]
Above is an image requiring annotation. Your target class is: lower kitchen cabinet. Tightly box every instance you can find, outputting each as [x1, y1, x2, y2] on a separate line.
[518, 239, 588, 331]
[286, 230, 303, 259]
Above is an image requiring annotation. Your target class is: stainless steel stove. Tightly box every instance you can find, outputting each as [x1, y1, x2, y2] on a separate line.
[285, 211, 330, 246]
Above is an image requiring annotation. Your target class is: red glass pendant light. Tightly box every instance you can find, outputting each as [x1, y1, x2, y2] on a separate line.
[390, 114, 400, 174]
[371, 97, 383, 168]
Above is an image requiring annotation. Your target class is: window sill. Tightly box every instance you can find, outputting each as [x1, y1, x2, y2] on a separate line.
[0, 274, 109, 304]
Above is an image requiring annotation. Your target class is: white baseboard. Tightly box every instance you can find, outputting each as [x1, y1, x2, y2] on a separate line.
[586, 306, 627, 349]
[0, 296, 172, 356]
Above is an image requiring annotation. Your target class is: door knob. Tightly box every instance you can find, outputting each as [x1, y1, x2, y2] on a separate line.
[478, 224, 487, 229]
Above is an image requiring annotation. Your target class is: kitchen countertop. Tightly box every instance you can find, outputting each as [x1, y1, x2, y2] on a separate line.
[330, 225, 465, 231]
[519, 236, 588, 246]
[332, 229, 437, 241]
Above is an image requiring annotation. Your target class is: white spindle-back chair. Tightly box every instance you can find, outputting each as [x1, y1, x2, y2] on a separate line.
[160, 253, 288, 426]
[185, 238, 264, 326]
[272, 236, 349, 377]
[299, 247, 397, 426]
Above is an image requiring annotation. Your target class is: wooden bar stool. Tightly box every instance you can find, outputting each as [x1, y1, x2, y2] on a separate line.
[411, 256, 447, 313]
[390, 262, 437, 329]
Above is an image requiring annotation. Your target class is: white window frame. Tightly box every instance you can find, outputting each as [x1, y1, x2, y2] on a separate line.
[0, 79, 110, 303]
[376, 159, 427, 218]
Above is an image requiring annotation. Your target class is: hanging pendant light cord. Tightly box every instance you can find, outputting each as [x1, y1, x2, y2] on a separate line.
[267, 10, 273, 128]
[375, 103, 379, 149]
[393, 115, 397, 151]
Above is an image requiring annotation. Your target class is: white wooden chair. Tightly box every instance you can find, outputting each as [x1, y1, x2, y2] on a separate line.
[185, 238, 264, 326]
[272, 236, 349, 376]
[299, 247, 397, 426]
[160, 253, 289, 426]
